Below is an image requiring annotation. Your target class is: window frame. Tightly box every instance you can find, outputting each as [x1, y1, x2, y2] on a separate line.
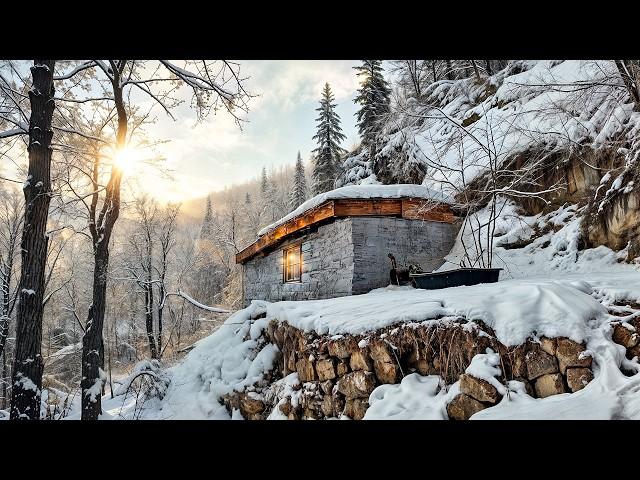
[282, 243, 302, 283]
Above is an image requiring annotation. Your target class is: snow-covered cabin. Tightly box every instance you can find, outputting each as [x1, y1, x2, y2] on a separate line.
[236, 185, 459, 306]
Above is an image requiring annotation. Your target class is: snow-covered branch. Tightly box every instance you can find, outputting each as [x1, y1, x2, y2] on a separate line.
[165, 290, 230, 313]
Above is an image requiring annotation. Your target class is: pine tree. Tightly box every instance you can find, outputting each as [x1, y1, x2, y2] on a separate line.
[259, 166, 280, 222]
[312, 83, 347, 195]
[200, 195, 213, 238]
[353, 60, 391, 154]
[289, 151, 308, 209]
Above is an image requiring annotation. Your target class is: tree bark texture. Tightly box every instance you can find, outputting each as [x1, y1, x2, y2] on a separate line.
[10, 60, 56, 420]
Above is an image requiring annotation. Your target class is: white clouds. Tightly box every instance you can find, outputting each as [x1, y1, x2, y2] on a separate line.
[137, 60, 362, 202]
[246, 60, 360, 111]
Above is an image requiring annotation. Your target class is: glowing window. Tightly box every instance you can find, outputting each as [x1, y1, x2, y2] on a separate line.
[283, 244, 302, 283]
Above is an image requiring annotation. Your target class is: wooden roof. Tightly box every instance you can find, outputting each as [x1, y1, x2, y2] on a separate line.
[235, 197, 457, 264]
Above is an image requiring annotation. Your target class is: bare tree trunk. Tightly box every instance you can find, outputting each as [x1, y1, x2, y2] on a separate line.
[108, 332, 114, 399]
[10, 60, 55, 420]
[81, 62, 126, 420]
[81, 248, 109, 419]
[157, 282, 164, 358]
[145, 281, 157, 359]
[1, 347, 7, 410]
[615, 60, 640, 111]
[0, 255, 13, 358]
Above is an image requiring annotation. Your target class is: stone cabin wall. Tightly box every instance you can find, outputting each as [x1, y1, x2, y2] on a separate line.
[242, 219, 355, 306]
[242, 216, 460, 305]
[351, 216, 459, 294]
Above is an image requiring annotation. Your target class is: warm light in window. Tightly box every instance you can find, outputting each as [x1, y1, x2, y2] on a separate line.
[283, 245, 302, 283]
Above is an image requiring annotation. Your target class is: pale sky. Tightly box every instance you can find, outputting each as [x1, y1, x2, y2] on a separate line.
[130, 60, 365, 203]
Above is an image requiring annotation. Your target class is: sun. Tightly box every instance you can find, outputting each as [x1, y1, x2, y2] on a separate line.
[113, 147, 138, 174]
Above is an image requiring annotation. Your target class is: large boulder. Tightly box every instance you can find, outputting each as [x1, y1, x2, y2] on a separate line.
[320, 380, 334, 395]
[446, 393, 487, 420]
[344, 398, 368, 420]
[350, 349, 373, 372]
[336, 360, 350, 377]
[540, 337, 557, 356]
[369, 340, 394, 363]
[534, 373, 566, 398]
[628, 344, 640, 360]
[321, 395, 334, 417]
[555, 338, 592, 374]
[331, 391, 346, 416]
[327, 336, 358, 359]
[459, 374, 500, 404]
[284, 347, 296, 375]
[278, 398, 293, 417]
[566, 367, 594, 392]
[240, 394, 265, 418]
[508, 345, 528, 378]
[337, 371, 377, 398]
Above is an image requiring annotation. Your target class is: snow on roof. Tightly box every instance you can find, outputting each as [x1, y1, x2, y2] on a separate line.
[258, 184, 452, 237]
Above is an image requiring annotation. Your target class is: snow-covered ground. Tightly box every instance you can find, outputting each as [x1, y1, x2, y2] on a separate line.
[42, 197, 640, 421]
[95, 272, 640, 420]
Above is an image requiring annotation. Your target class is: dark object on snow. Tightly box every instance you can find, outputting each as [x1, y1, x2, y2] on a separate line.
[410, 268, 502, 290]
[388, 253, 423, 286]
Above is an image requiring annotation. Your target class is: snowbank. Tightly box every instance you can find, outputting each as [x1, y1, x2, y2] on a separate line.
[267, 278, 611, 346]
[119, 301, 278, 420]
[365, 374, 450, 420]
[257, 184, 453, 237]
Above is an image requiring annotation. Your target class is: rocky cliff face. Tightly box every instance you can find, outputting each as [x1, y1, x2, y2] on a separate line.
[583, 161, 640, 260]
[480, 143, 640, 263]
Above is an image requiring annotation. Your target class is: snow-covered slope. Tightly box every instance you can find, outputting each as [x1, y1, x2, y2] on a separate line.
[91, 260, 640, 420]
[343, 60, 640, 196]
[440, 197, 639, 278]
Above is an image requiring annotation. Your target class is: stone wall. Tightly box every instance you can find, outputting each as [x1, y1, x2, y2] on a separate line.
[351, 217, 459, 294]
[242, 219, 355, 306]
[242, 216, 459, 305]
[223, 317, 594, 420]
